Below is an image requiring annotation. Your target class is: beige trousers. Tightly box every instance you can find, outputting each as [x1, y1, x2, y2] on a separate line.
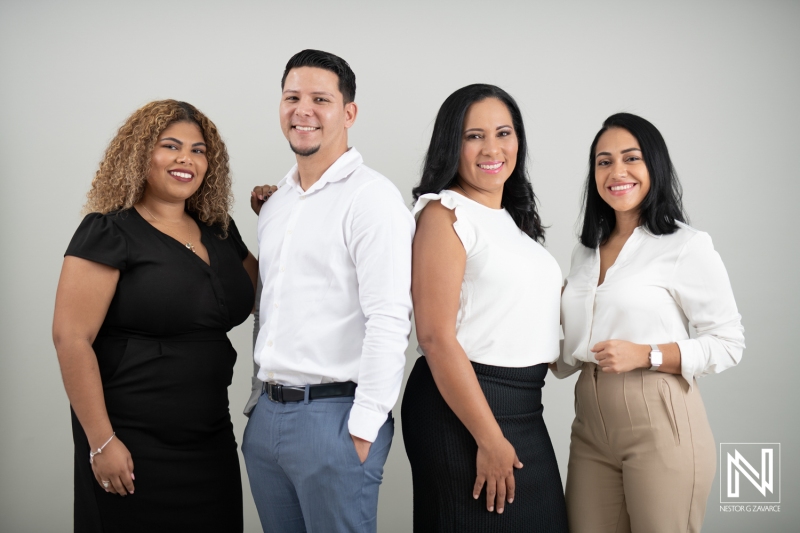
[565, 363, 716, 533]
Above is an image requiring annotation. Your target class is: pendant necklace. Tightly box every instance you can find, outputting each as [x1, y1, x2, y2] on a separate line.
[140, 204, 197, 253]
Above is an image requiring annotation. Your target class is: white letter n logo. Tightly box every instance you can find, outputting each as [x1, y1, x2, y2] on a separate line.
[727, 448, 773, 497]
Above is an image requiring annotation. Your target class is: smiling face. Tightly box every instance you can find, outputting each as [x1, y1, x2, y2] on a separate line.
[279, 66, 357, 160]
[457, 97, 518, 196]
[594, 127, 651, 215]
[145, 121, 208, 203]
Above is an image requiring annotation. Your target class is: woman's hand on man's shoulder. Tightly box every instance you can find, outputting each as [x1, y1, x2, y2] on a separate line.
[250, 185, 278, 215]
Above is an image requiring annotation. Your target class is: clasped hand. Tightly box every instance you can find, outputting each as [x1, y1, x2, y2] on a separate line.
[474, 436, 523, 514]
[592, 339, 650, 373]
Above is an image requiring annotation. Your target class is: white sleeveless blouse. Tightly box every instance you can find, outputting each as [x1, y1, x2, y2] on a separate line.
[413, 190, 562, 367]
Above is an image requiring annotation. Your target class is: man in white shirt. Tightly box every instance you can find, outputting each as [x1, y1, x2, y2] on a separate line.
[241, 49, 414, 533]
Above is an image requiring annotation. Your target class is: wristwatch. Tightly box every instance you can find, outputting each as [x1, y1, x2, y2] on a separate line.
[648, 344, 662, 371]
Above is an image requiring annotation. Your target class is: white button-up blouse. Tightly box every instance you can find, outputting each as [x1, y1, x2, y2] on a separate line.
[254, 148, 415, 442]
[557, 222, 745, 386]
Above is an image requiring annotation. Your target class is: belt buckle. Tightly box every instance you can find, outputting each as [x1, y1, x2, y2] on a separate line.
[267, 382, 284, 403]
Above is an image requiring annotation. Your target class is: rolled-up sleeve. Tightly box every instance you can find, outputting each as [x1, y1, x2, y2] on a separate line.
[670, 232, 745, 385]
[346, 180, 415, 442]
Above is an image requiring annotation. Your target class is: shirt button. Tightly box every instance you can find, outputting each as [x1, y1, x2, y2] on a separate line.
[287, 230, 293, 235]
[267, 340, 273, 347]
[280, 266, 286, 272]
[267, 372, 274, 379]
[274, 302, 279, 308]
[300, 196, 307, 201]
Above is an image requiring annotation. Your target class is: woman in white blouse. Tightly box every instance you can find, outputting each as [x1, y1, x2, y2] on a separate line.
[401, 84, 568, 532]
[556, 113, 745, 532]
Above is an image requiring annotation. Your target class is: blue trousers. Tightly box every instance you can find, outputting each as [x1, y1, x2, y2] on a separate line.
[242, 393, 394, 533]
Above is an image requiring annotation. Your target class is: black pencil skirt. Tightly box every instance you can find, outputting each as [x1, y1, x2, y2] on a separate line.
[401, 356, 568, 533]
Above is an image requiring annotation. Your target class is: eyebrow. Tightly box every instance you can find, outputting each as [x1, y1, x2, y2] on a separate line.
[464, 125, 513, 134]
[159, 137, 206, 147]
[282, 89, 336, 98]
[595, 147, 641, 158]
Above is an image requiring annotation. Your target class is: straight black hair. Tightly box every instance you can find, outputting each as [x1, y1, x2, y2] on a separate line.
[412, 84, 545, 243]
[579, 112, 687, 248]
[281, 49, 356, 103]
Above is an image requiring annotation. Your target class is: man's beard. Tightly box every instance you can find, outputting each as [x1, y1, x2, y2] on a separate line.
[289, 142, 320, 157]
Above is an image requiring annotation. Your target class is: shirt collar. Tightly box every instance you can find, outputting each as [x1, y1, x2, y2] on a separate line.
[635, 225, 663, 239]
[279, 147, 363, 195]
[593, 225, 657, 258]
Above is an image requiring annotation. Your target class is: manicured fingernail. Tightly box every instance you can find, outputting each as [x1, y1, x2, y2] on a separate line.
[473, 494, 479, 499]
[258, 195, 263, 200]
[131, 474, 135, 480]
[129, 491, 134, 494]
[498, 508, 504, 514]
[489, 506, 494, 512]
[508, 498, 514, 503]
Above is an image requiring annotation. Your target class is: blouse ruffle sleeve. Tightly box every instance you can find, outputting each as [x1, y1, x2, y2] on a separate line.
[225, 217, 249, 261]
[411, 192, 476, 253]
[670, 231, 745, 385]
[65, 212, 128, 271]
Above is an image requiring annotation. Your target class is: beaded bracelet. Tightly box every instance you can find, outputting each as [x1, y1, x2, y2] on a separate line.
[89, 432, 116, 464]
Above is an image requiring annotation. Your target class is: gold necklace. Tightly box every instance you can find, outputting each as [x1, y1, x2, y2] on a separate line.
[140, 204, 197, 253]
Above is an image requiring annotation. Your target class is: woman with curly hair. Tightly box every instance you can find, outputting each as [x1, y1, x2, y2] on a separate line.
[53, 100, 257, 532]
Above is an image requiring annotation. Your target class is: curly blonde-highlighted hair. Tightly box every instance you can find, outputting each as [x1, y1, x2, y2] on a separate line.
[84, 100, 233, 234]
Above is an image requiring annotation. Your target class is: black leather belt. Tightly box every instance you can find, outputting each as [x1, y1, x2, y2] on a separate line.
[264, 381, 357, 403]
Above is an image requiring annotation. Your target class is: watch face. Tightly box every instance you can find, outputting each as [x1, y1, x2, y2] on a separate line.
[650, 350, 663, 366]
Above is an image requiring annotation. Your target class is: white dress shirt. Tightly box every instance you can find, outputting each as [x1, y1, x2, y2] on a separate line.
[413, 191, 562, 367]
[254, 148, 415, 442]
[558, 222, 745, 385]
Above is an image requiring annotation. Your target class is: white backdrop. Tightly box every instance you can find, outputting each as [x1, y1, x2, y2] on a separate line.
[1, 1, 798, 531]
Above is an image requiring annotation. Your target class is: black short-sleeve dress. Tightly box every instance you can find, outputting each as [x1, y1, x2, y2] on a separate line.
[65, 208, 254, 532]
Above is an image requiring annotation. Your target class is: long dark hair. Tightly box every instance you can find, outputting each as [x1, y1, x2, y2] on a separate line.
[579, 112, 687, 248]
[412, 84, 545, 243]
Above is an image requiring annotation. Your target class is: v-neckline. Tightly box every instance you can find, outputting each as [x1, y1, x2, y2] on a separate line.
[596, 228, 639, 287]
[131, 207, 214, 269]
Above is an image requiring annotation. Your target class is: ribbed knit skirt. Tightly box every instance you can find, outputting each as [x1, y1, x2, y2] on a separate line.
[401, 356, 568, 533]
